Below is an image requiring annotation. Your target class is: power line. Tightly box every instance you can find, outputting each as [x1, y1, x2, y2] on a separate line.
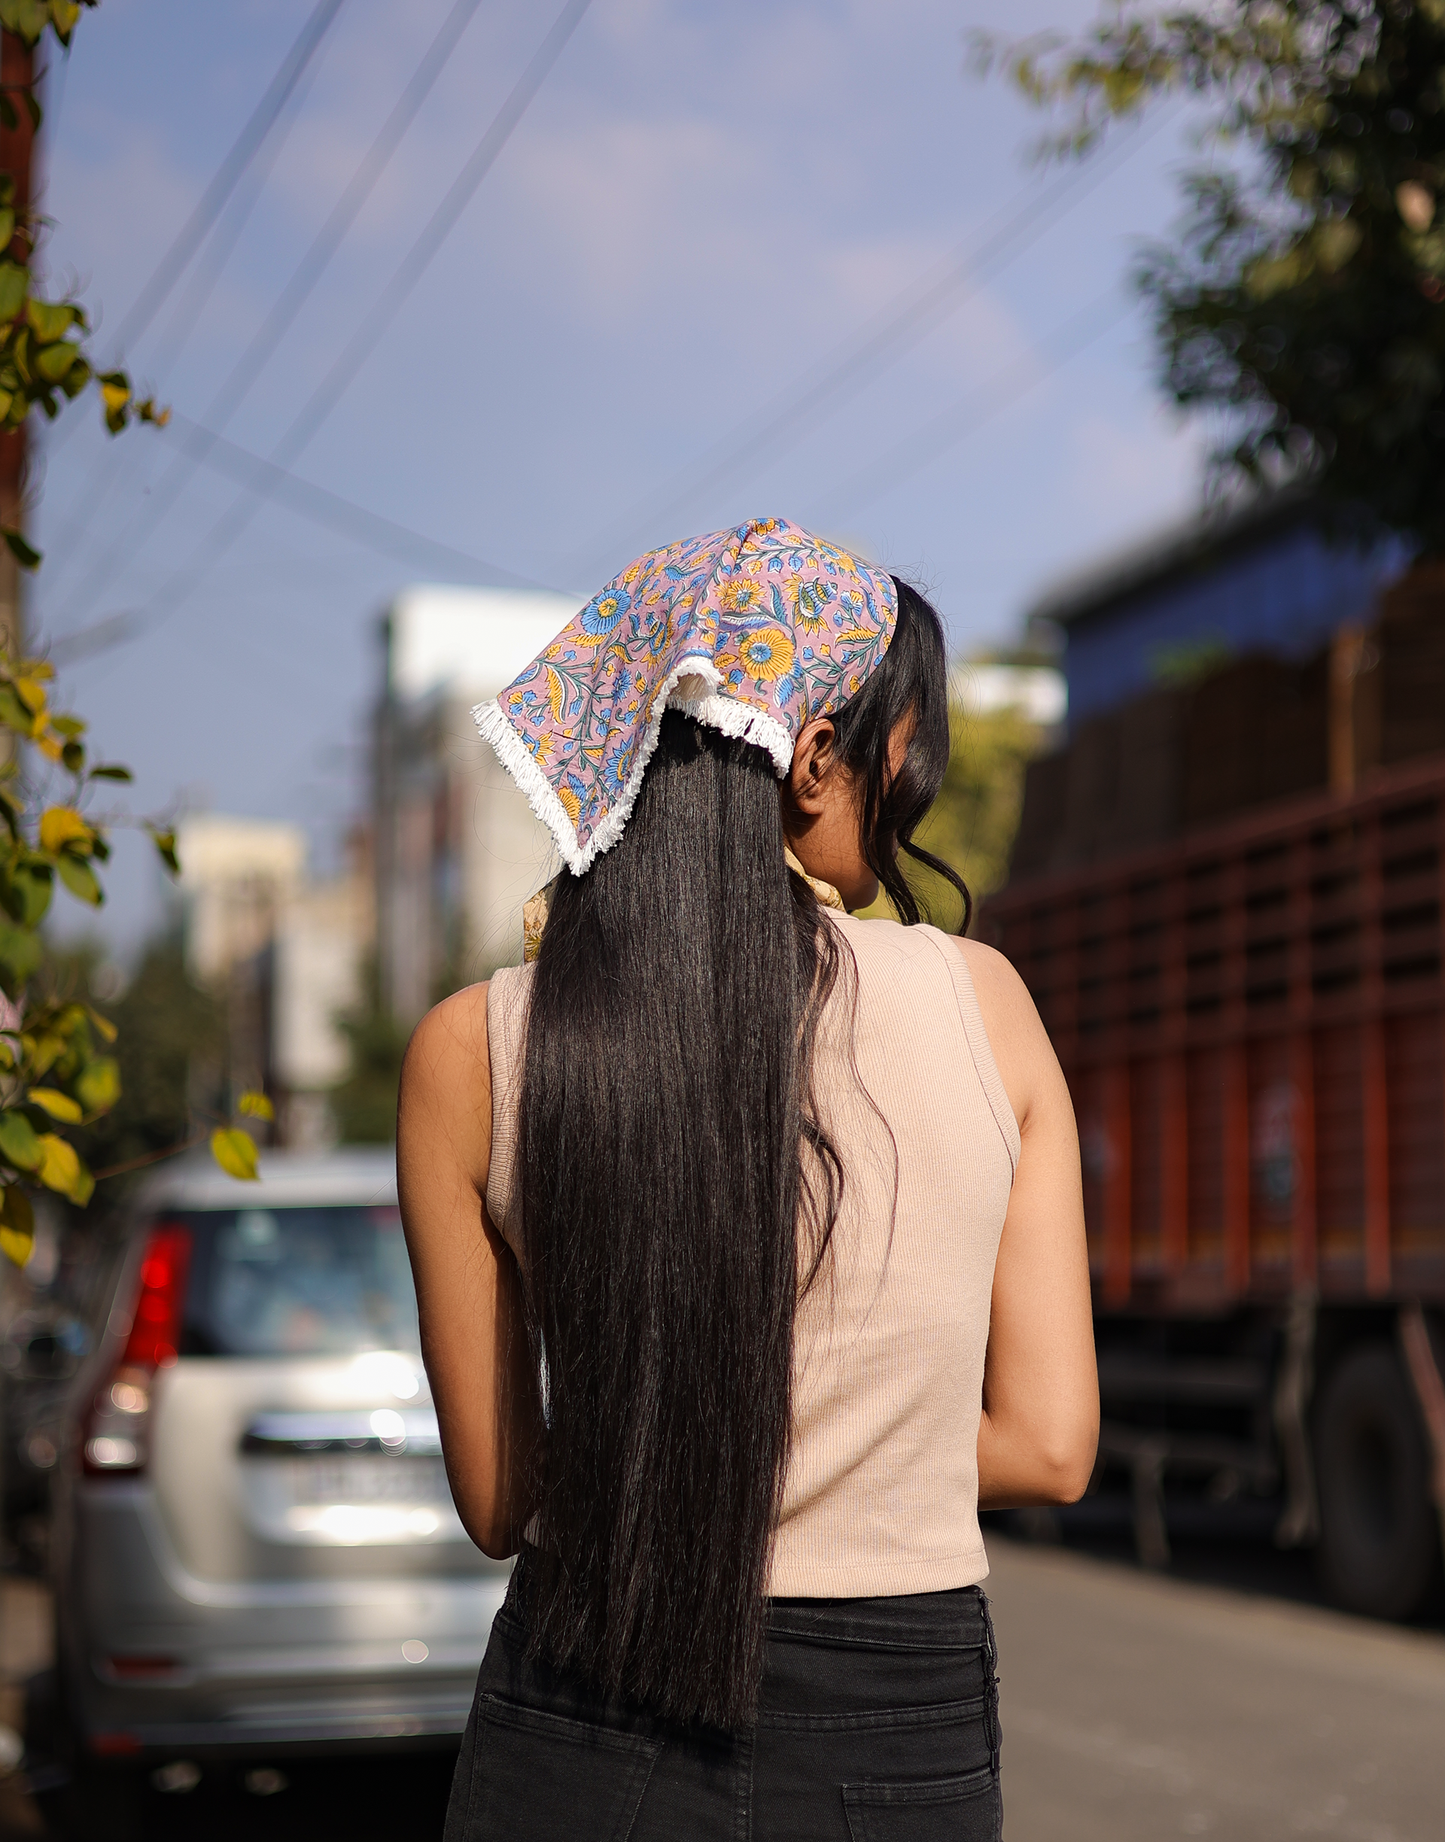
[71, 0, 594, 653]
[142, 51, 325, 391]
[57, 0, 488, 628]
[261, 0, 594, 477]
[39, 47, 326, 596]
[46, 410, 568, 656]
[820, 288, 1128, 524]
[162, 415, 566, 589]
[557, 111, 1170, 583]
[107, 0, 348, 363]
[39, 0, 343, 518]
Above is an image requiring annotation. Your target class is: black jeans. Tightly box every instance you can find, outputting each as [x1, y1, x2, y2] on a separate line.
[445, 1565, 1003, 1841]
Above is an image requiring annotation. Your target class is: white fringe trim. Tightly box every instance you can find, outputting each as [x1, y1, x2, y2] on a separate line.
[473, 660, 796, 876]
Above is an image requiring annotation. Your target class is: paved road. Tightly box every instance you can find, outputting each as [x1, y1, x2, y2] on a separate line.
[985, 1534, 1445, 1841]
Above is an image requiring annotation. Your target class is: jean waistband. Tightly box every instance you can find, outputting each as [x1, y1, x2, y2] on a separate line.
[503, 1557, 990, 1652]
[764, 1584, 989, 1650]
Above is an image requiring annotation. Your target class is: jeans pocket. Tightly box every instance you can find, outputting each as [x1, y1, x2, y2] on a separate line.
[843, 1763, 1000, 1842]
[460, 1694, 663, 1842]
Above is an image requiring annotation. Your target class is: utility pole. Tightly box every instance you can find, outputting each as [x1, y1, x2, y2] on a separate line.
[0, 28, 33, 663]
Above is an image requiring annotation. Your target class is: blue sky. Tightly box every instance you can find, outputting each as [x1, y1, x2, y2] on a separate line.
[34, 0, 1213, 954]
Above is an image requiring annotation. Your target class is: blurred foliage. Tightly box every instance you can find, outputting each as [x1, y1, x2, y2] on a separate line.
[0, 3, 165, 571]
[975, 3, 1445, 548]
[0, 4, 262, 1256]
[70, 939, 224, 1194]
[862, 704, 1049, 931]
[0, 653, 175, 1257]
[331, 961, 407, 1145]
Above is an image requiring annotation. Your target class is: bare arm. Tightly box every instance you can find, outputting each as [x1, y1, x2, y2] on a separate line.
[396, 985, 540, 1559]
[954, 939, 1099, 1509]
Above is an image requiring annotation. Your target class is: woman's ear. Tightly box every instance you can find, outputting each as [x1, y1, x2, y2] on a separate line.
[787, 719, 837, 816]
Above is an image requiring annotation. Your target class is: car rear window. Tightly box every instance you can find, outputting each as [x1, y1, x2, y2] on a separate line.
[171, 1206, 419, 1357]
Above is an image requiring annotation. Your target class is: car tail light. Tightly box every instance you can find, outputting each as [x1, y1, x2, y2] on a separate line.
[83, 1225, 191, 1476]
[106, 1655, 182, 1681]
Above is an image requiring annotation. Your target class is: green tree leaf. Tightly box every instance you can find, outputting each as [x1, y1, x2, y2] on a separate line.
[0, 921, 41, 997]
[147, 826, 180, 877]
[0, 1109, 43, 1173]
[35, 338, 78, 385]
[25, 298, 74, 343]
[55, 855, 101, 905]
[29, 1086, 83, 1124]
[4, 0, 53, 45]
[2, 529, 41, 571]
[0, 684, 31, 733]
[3, 862, 52, 927]
[0, 261, 24, 321]
[36, 1132, 93, 1206]
[75, 1056, 120, 1116]
[88, 764, 132, 782]
[210, 1126, 259, 1182]
[238, 1090, 274, 1121]
[49, 2, 84, 47]
[0, 1184, 34, 1269]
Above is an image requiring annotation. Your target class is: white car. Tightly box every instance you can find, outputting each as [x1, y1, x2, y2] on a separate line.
[44, 1148, 507, 1839]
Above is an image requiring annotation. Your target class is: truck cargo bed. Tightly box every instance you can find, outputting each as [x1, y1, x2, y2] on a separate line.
[984, 753, 1445, 1310]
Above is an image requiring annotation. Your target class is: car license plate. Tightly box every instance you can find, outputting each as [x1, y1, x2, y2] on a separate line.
[290, 1455, 449, 1505]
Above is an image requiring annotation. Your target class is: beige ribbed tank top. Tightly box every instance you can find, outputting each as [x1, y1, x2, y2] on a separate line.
[485, 912, 1018, 1598]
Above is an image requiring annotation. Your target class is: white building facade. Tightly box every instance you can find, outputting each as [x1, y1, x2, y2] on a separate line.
[373, 584, 580, 1022]
[176, 814, 371, 1148]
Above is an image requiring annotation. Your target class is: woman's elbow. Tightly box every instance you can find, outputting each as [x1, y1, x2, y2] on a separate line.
[460, 1505, 521, 1562]
[1035, 1422, 1099, 1505]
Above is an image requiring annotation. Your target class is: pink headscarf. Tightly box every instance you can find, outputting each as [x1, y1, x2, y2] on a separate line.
[474, 516, 898, 874]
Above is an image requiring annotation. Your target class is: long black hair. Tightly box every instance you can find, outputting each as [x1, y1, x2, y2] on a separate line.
[515, 578, 966, 1728]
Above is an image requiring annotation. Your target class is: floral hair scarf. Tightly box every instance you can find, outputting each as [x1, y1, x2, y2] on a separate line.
[474, 516, 898, 877]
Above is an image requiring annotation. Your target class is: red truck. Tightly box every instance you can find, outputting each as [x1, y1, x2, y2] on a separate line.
[983, 508, 1445, 1621]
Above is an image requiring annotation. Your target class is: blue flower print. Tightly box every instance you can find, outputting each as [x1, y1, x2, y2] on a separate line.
[580, 584, 632, 640]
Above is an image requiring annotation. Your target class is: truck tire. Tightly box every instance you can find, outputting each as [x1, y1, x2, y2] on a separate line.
[1314, 1342, 1441, 1621]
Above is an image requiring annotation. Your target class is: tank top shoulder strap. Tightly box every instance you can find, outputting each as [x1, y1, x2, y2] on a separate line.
[485, 962, 533, 1251]
[913, 925, 1022, 1174]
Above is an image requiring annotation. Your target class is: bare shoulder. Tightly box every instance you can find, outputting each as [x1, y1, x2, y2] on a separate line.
[399, 983, 493, 1165]
[946, 937, 1063, 1135]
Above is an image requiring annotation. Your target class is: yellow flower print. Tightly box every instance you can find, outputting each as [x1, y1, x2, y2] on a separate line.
[558, 786, 581, 823]
[738, 626, 796, 682]
[720, 578, 762, 616]
[794, 578, 833, 633]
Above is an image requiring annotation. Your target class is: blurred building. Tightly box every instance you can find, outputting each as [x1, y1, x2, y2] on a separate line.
[176, 815, 372, 1147]
[373, 583, 580, 1022]
[954, 660, 1067, 731]
[177, 815, 305, 986]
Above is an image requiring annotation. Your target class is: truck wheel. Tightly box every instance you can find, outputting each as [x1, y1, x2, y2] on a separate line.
[1314, 1343, 1441, 1621]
